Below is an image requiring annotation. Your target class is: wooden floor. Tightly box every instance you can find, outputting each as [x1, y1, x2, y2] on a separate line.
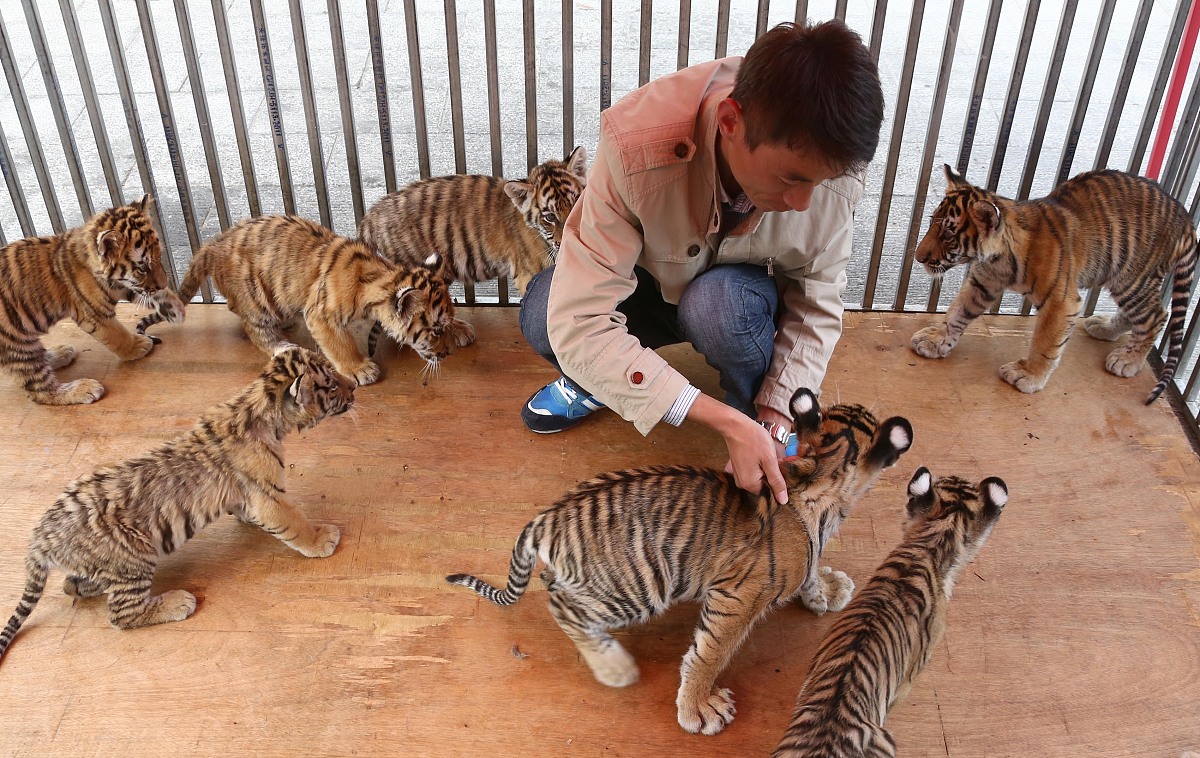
[0, 305, 1197, 757]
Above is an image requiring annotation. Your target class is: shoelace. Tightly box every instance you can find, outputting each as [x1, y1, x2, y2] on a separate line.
[556, 378, 580, 404]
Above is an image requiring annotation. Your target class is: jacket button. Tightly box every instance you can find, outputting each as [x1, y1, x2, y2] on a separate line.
[687, 244, 700, 257]
[674, 142, 688, 159]
[631, 371, 644, 385]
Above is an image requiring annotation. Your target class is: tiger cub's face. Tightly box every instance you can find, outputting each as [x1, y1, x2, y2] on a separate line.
[94, 196, 186, 319]
[503, 146, 589, 254]
[789, 388, 914, 499]
[378, 257, 461, 366]
[905, 467, 1007, 570]
[270, 346, 356, 429]
[915, 164, 1004, 276]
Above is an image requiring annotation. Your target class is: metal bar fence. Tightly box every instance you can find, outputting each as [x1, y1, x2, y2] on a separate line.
[1, 0, 1199, 430]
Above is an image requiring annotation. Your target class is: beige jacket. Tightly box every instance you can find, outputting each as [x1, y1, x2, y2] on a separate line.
[547, 57, 865, 435]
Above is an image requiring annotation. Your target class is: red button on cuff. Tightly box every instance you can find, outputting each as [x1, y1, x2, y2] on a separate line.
[631, 371, 644, 385]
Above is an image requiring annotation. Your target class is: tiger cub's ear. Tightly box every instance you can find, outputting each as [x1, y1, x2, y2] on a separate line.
[287, 373, 318, 412]
[968, 200, 1001, 236]
[96, 230, 126, 259]
[566, 146, 589, 184]
[133, 193, 153, 214]
[788, 387, 821, 435]
[395, 286, 426, 322]
[906, 466, 935, 519]
[943, 163, 968, 190]
[980, 476, 1009, 520]
[504, 181, 535, 214]
[867, 417, 914, 470]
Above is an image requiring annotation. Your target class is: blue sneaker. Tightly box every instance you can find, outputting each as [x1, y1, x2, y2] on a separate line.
[522, 376, 606, 434]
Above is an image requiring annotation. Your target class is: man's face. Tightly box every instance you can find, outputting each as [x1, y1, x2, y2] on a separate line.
[716, 98, 841, 213]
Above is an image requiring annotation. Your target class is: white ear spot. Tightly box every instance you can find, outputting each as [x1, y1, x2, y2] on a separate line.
[423, 253, 438, 267]
[909, 471, 931, 497]
[985, 481, 1009, 508]
[890, 424, 912, 450]
[288, 377, 302, 398]
[796, 392, 814, 415]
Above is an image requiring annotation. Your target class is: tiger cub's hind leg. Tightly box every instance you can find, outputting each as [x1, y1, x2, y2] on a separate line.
[63, 574, 107, 598]
[5, 343, 105, 405]
[46, 345, 77, 369]
[1102, 286, 1166, 378]
[1083, 311, 1130, 342]
[105, 575, 196, 629]
[546, 590, 640, 688]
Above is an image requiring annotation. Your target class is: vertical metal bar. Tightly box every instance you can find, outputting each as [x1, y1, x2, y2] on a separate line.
[444, 0, 467, 175]
[250, 0, 297, 214]
[366, 0, 396, 194]
[134, 0, 210, 300]
[403, 0, 431, 179]
[868, 1, 888, 65]
[1055, 0, 1115, 186]
[0, 8, 64, 233]
[1127, 0, 1190, 174]
[523, 0, 539, 170]
[1017, 0, 1078, 199]
[21, 0, 92, 219]
[484, 0, 503, 176]
[1164, 68, 1200, 192]
[677, 0, 691, 71]
[986, 0, 1040, 192]
[715, 0, 730, 58]
[96, 0, 175, 286]
[861, 0, 926, 311]
[894, 0, 964, 312]
[173, 0, 231, 231]
[563, 0, 574, 157]
[601, 0, 612, 109]
[834, 0, 848, 22]
[639, 0, 652, 87]
[287, 0, 331, 228]
[210, 0, 260, 217]
[795, 0, 808, 26]
[755, 0, 770, 39]
[955, 0, 1003, 174]
[1084, 0, 1155, 318]
[328, 0, 365, 225]
[0, 120, 34, 237]
[57, 0, 122, 206]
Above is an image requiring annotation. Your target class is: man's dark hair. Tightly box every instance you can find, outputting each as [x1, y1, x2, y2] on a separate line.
[730, 20, 884, 174]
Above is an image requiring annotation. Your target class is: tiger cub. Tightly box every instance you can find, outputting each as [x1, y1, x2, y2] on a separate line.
[0, 196, 185, 405]
[447, 388, 913, 736]
[153, 215, 469, 386]
[0, 346, 353, 662]
[359, 147, 588, 295]
[773, 467, 1007, 758]
[911, 165, 1197, 404]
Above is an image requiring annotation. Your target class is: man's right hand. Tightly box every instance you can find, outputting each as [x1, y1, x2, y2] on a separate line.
[686, 394, 788, 504]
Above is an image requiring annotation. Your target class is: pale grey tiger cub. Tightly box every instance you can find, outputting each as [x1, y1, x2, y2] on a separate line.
[0, 346, 354, 663]
[447, 388, 914, 736]
[773, 467, 1007, 758]
[359, 148, 588, 353]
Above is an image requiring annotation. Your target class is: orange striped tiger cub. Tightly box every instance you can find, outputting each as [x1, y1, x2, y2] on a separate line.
[359, 147, 588, 295]
[773, 467, 1007, 758]
[162, 215, 468, 386]
[0, 346, 353, 663]
[0, 196, 184, 405]
[447, 388, 913, 736]
[911, 166, 1197, 403]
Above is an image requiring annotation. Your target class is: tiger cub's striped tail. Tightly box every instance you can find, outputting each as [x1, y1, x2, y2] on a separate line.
[0, 547, 50, 662]
[1147, 238, 1199, 404]
[446, 522, 539, 606]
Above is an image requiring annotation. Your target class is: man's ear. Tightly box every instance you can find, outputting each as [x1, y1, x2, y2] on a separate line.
[716, 97, 742, 140]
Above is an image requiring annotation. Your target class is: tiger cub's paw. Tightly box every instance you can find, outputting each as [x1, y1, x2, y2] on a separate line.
[302, 523, 341, 558]
[1083, 314, 1126, 342]
[52, 378, 105, 405]
[351, 360, 381, 387]
[46, 345, 77, 370]
[677, 688, 736, 735]
[449, 318, 476, 348]
[585, 644, 640, 688]
[155, 590, 198, 624]
[124, 333, 156, 361]
[801, 565, 854, 615]
[999, 360, 1050, 393]
[1105, 348, 1146, 379]
[911, 324, 955, 359]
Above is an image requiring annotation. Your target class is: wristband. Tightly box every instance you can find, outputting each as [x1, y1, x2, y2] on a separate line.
[759, 420, 791, 445]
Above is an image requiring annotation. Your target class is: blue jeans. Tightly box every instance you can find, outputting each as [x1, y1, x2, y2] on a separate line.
[519, 264, 779, 415]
